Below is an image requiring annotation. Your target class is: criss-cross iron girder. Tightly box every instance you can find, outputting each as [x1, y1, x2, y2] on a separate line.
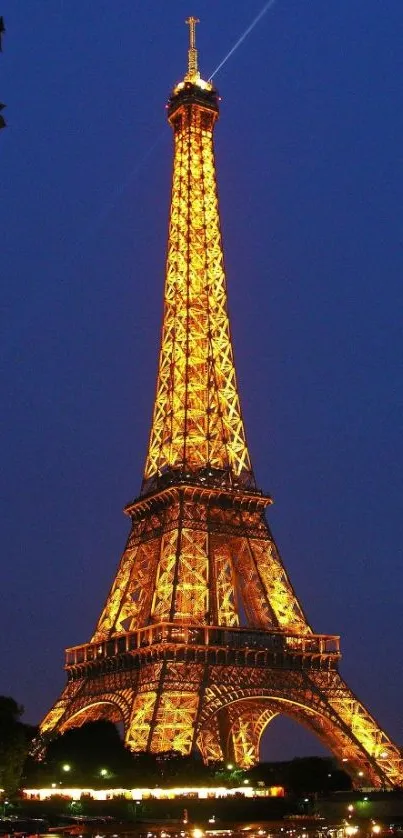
[143, 82, 253, 494]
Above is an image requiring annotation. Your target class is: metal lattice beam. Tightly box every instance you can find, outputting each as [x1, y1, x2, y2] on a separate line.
[143, 78, 253, 492]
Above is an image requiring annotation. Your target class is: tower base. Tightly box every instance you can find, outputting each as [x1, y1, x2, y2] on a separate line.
[40, 621, 403, 788]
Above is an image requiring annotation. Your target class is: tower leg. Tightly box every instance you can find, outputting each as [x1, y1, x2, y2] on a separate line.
[38, 683, 83, 741]
[126, 662, 204, 755]
[197, 715, 224, 763]
[197, 704, 277, 768]
[306, 670, 403, 787]
[38, 676, 135, 749]
[228, 704, 278, 768]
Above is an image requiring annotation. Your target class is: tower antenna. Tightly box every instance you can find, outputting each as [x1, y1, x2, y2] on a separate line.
[185, 16, 199, 78]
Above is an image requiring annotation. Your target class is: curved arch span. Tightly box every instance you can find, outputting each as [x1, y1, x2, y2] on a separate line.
[197, 691, 386, 787]
[60, 699, 126, 732]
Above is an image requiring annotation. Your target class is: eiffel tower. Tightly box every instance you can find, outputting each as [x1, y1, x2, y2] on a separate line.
[40, 19, 402, 788]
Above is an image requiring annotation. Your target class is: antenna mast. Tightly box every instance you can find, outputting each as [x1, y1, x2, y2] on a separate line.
[185, 16, 200, 79]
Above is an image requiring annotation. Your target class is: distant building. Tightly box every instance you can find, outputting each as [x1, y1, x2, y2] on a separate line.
[23, 785, 284, 802]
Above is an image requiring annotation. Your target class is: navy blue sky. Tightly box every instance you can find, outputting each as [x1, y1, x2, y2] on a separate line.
[1, 1, 402, 760]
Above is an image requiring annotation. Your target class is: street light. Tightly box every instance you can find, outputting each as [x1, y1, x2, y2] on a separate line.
[62, 764, 71, 772]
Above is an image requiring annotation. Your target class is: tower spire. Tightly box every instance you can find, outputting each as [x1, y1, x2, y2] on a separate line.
[185, 16, 200, 80]
[142, 23, 254, 494]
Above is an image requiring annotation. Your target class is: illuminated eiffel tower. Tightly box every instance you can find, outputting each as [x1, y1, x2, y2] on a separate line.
[40, 19, 402, 787]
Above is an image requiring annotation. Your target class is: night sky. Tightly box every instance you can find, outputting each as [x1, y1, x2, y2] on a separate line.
[1, 1, 402, 761]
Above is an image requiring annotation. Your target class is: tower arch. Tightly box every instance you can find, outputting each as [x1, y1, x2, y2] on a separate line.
[59, 697, 129, 733]
[40, 683, 133, 740]
[197, 685, 401, 787]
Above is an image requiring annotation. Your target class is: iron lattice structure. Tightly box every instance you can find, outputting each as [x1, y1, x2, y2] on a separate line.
[40, 22, 403, 788]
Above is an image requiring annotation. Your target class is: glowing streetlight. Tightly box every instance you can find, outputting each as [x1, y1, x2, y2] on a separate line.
[100, 768, 108, 777]
[62, 764, 71, 772]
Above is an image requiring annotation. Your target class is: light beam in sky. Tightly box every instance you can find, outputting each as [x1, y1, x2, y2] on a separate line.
[88, 3, 280, 238]
[209, 0, 278, 79]
[4, 4, 281, 356]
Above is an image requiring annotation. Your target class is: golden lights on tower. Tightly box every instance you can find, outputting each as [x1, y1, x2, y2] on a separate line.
[38, 19, 403, 790]
[143, 19, 251, 493]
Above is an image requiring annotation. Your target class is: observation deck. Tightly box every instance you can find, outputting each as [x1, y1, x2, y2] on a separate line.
[65, 622, 340, 682]
[167, 16, 219, 120]
[167, 79, 219, 119]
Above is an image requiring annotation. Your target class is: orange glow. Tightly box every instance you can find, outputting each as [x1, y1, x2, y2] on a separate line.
[22, 785, 284, 802]
[38, 22, 403, 791]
